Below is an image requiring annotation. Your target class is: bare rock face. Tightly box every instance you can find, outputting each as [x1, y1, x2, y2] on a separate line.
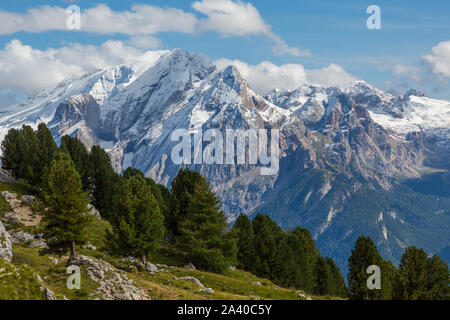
[0, 220, 12, 262]
[72, 255, 149, 300]
[10, 230, 34, 244]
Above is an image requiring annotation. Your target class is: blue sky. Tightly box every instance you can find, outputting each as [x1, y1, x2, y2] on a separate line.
[1, 0, 449, 106]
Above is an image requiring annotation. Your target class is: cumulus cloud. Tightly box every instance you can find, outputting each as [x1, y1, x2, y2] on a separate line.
[386, 41, 450, 95]
[306, 63, 358, 87]
[0, 4, 198, 35]
[192, 0, 309, 56]
[192, 0, 270, 36]
[0, 1, 307, 57]
[215, 59, 357, 94]
[0, 39, 144, 96]
[128, 36, 162, 50]
[422, 40, 450, 78]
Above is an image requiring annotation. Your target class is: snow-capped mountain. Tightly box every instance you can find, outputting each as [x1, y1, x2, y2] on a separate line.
[266, 80, 450, 159]
[0, 49, 449, 273]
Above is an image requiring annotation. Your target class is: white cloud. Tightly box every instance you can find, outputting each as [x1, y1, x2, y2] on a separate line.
[192, 0, 270, 36]
[215, 59, 357, 94]
[128, 36, 162, 50]
[306, 63, 358, 87]
[384, 41, 450, 95]
[392, 64, 423, 83]
[0, 2, 307, 57]
[422, 40, 450, 78]
[80, 4, 198, 35]
[0, 39, 144, 96]
[0, 4, 198, 35]
[192, 0, 309, 56]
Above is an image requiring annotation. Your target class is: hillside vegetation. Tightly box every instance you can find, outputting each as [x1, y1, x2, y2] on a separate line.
[0, 184, 335, 300]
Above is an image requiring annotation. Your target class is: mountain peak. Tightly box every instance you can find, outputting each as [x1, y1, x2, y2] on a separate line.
[403, 88, 426, 99]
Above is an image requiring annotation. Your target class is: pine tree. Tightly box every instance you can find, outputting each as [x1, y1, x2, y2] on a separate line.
[325, 257, 348, 298]
[394, 246, 437, 300]
[173, 169, 236, 273]
[1, 123, 57, 186]
[287, 227, 320, 293]
[89, 146, 121, 219]
[20, 125, 40, 184]
[314, 257, 331, 296]
[35, 123, 58, 185]
[60, 135, 90, 191]
[107, 174, 165, 264]
[233, 215, 256, 271]
[169, 168, 204, 238]
[348, 236, 393, 300]
[425, 255, 449, 300]
[252, 214, 283, 279]
[41, 152, 91, 262]
[272, 236, 295, 288]
[1, 128, 26, 179]
[123, 167, 169, 227]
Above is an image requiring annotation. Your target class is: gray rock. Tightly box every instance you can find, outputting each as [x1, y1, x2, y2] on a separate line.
[184, 263, 196, 270]
[10, 230, 34, 244]
[0, 169, 17, 183]
[21, 195, 36, 205]
[199, 288, 214, 294]
[252, 281, 262, 286]
[177, 276, 205, 288]
[72, 255, 147, 300]
[29, 239, 47, 249]
[297, 291, 313, 300]
[40, 286, 56, 300]
[0, 220, 12, 262]
[145, 262, 159, 273]
[1, 191, 16, 200]
[2, 212, 19, 225]
[84, 243, 97, 251]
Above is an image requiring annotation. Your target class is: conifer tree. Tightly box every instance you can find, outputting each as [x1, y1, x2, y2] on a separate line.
[272, 237, 295, 288]
[60, 135, 90, 191]
[425, 255, 449, 300]
[20, 125, 40, 184]
[314, 256, 331, 296]
[173, 169, 236, 273]
[348, 236, 393, 299]
[169, 168, 204, 238]
[123, 167, 169, 226]
[41, 152, 91, 262]
[35, 123, 58, 184]
[325, 257, 348, 298]
[1, 123, 57, 186]
[1, 128, 26, 179]
[252, 214, 283, 279]
[107, 174, 165, 264]
[394, 246, 448, 300]
[288, 227, 320, 293]
[233, 215, 256, 271]
[89, 145, 121, 219]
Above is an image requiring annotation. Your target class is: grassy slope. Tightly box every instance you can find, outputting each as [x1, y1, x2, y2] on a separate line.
[0, 182, 341, 301]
